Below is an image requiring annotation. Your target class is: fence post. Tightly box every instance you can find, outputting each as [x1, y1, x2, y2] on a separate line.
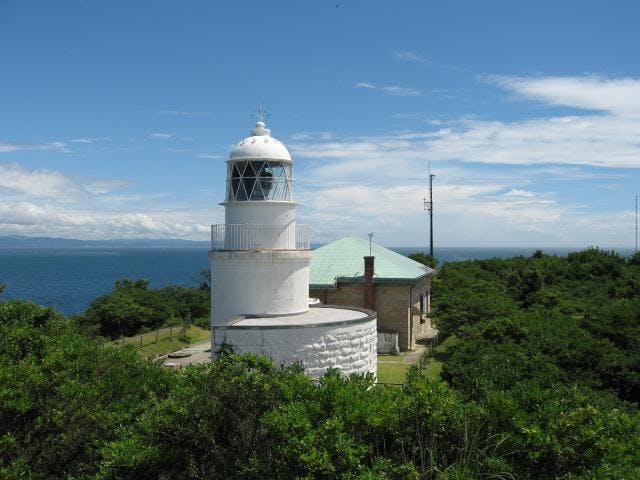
[170, 326, 173, 338]
[155, 330, 159, 343]
[140, 335, 143, 348]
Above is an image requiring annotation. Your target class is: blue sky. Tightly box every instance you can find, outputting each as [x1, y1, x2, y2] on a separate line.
[1, 0, 639, 247]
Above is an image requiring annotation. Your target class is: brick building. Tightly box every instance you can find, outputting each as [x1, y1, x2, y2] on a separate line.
[309, 236, 436, 351]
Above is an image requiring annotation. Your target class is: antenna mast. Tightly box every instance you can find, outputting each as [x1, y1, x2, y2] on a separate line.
[636, 194, 638, 254]
[253, 104, 270, 123]
[423, 163, 435, 258]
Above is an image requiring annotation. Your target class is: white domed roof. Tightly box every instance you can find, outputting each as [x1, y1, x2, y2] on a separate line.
[229, 121, 292, 162]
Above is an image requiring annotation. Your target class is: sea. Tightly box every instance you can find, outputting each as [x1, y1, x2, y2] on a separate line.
[0, 246, 634, 316]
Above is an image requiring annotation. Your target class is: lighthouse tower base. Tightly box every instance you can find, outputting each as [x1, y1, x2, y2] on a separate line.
[212, 305, 377, 379]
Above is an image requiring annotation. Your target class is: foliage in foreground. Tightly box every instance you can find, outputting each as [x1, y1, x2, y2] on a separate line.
[3, 248, 640, 479]
[2, 298, 640, 479]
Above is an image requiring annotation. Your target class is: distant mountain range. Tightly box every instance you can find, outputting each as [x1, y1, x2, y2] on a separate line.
[0, 235, 210, 249]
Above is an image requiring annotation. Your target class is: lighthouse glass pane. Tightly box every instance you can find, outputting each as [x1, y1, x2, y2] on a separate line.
[245, 162, 257, 177]
[236, 181, 248, 201]
[230, 178, 239, 200]
[243, 176, 257, 200]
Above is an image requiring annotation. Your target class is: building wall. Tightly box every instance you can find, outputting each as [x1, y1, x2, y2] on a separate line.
[377, 331, 399, 354]
[409, 277, 433, 344]
[311, 279, 432, 351]
[374, 283, 412, 349]
[213, 316, 377, 379]
[312, 284, 364, 309]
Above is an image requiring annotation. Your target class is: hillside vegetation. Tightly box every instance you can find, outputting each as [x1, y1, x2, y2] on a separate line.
[429, 248, 640, 478]
[0, 248, 639, 479]
[74, 278, 210, 339]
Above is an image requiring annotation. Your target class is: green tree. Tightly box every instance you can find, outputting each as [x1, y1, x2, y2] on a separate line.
[76, 277, 210, 339]
[409, 253, 439, 269]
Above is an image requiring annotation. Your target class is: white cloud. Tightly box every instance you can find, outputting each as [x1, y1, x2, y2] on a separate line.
[69, 137, 110, 144]
[149, 133, 173, 140]
[0, 141, 66, 153]
[392, 50, 465, 72]
[85, 179, 131, 195]
[355, 82, 422, 97]
[0, 163, 219, 240]
[505, 188, 535, 197]
[164, 148, 193, 153]
[291, 114, 640, 170]
[0, 163, 84, 200]
[290, 131, 333, 141]
[297, 179, 576, 246]
[0, 201, 213, 239]
[488, 75, 640, 116]
[393, 50, 433, 64]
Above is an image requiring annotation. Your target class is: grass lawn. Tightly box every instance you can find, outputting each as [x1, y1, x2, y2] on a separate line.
[423, 335, 459, 381]
[423, 357, 443, 381]
[377, 350, 415, 384]
[377, 335, 458, 384]
[377, 360, 410, 384]
[111, 325, 211, 358]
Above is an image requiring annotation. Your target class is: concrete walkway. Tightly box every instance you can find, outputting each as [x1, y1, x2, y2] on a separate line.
[377, 327, 438, 365]
[377, 343, 427, 364]
[161, 339, 211, 368]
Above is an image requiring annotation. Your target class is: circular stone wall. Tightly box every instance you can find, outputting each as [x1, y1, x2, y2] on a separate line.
[212, 307, 377, 379]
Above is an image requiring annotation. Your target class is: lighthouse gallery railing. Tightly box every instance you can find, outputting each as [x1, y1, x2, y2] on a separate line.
[211, 224, 310, 251]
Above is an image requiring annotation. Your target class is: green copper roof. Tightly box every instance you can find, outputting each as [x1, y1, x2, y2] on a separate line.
[310, 236, 435, 288]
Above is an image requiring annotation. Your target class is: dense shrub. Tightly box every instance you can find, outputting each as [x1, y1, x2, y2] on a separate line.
[0, 300, 173, 479]
[75, 278, 210, 339]
[430, 248, 640, 478]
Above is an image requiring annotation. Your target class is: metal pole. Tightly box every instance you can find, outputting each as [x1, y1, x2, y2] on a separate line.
[636, 194, 638, 254]
[429, 173, 435, 258]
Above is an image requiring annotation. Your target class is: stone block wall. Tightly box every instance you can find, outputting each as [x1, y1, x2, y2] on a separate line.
[213, 316, 377, 379]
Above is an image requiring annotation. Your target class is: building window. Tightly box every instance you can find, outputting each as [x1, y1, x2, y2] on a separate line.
[226, 161, 292, 202]
[419, 293, 427, 323]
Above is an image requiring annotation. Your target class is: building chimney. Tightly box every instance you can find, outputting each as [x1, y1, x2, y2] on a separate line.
[364, 256, 375, 310]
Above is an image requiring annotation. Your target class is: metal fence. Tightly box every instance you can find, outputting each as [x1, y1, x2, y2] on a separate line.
[211, 223, 310, 251]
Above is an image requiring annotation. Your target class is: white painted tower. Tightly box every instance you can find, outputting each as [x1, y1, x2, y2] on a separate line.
[211, 120, 310, 323]
[210, 120, 377, 378]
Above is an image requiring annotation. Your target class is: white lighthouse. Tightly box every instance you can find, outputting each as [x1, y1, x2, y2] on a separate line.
[210, 119, 377, 379]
